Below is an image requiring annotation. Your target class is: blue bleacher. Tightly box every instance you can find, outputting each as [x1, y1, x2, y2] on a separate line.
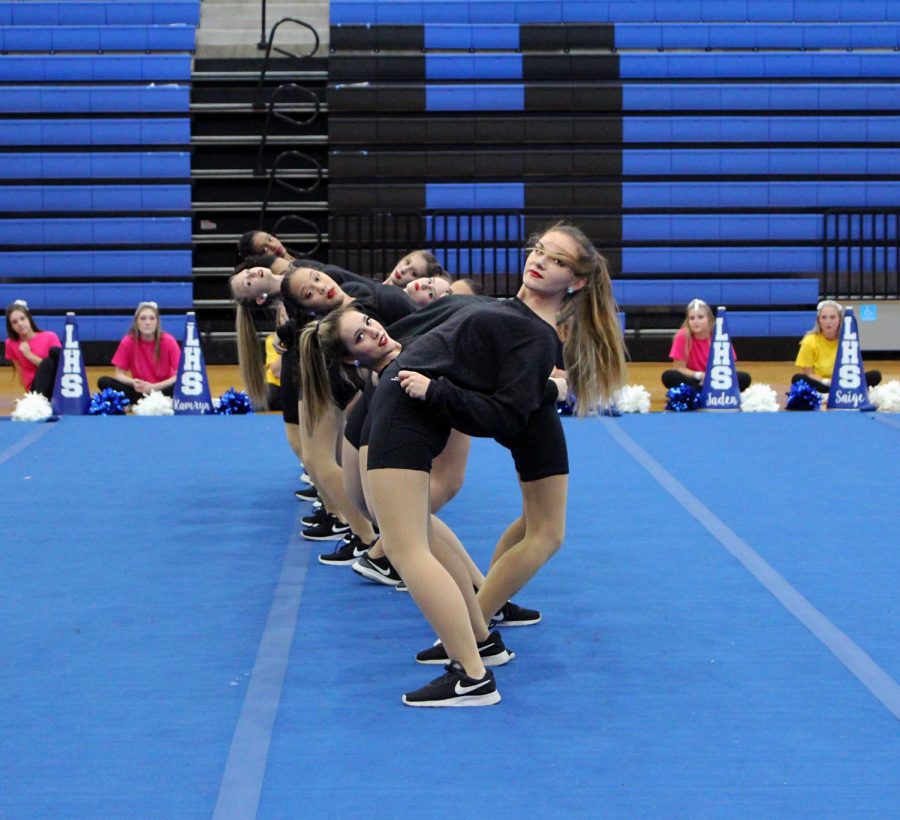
[331, 0, 900, 25]
[0, 217, 192, 245]
[426, 182, 525, 209]
[0, 1, 199, 346]
[0, 153, 190, 180]
[0, 55, 191, 82]
[28, 314, 182, 342]
[623, 181, 900, 208]
[622, 149, 900, 175]
[0, 2, 200, 26]
[0, 24, 196, 52]
[612, 278, 819, 306]
[0, 119, 190, 146]
[623, 116, 900, 143]
[420, 52, 900, 80]
[622, 83, 899, 110]
[0, 86, 190, 113]
[4, 251, 192, 278]
[418, 21, 900, 49]
[621, 248, 824, 275]
[622, 215, 822, 242]
[0, 282, 193, 311]
[2, 185, 192, 213]
[614, 22, 900, 49]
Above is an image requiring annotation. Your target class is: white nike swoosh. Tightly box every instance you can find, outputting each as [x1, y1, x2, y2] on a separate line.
[352, 546, 367, 557]
[369, 561, 393, 576]
[454, 679, 490, 695]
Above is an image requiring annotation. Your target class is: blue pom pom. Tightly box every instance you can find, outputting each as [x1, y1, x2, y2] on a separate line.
[665, 383, 701, 412]
[88, 388, 130, 416]
[556, 400, 574, 417]
[786, 379, 822, 411]
[214, 387, 254, 415]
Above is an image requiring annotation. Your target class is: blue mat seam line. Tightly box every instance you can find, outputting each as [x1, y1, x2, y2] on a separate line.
[0, 423, 55, 466]
[872, 414, 900, 432]
[212, 512, 312, 820]
[601, 418, 900, 722]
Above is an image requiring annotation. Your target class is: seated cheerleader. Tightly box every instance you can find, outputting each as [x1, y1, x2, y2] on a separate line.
[4, 300, 61, 399]
[97, 302, 180, 405]
[661, 298, 751, 391]
[362, 223, 626, 706]
[792, 299, 881, 393]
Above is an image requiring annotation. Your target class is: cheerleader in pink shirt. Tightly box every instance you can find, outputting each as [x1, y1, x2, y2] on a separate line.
[97, 302, 181, 404]
[662, 299, 751, 391]
[4, 300, 62, 399]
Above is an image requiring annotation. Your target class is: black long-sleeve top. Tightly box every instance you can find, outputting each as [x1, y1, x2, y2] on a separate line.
[396, 297, 562, 439]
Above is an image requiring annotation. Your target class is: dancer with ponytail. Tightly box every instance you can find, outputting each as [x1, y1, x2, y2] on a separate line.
[360, 223, 625, 706]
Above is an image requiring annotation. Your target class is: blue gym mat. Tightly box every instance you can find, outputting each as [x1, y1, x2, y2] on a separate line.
[0, 414, 897, 818]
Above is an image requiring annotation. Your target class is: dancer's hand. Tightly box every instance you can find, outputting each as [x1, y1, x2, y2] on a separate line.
[397, 370, 430, 400]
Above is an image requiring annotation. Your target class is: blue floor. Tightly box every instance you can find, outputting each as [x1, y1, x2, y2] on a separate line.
[0, 414, 897, 818]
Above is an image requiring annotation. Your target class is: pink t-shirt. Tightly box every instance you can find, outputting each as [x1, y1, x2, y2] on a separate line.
[669, 328, 739, 374]
[111, 332, 181, 383]
[4, 330, 61, 390]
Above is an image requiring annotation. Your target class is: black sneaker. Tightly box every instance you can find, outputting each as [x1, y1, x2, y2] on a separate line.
[301, 506, 329, 528]
[492, 600, 542, 627]
[302, 514, 351, 541]
[294, 486, 319, 502]
[318, 533, 370, 565]
[403, 661, 500, 708]
[351, 553, 402, 586]
[415, 630, 514, 667]
[395, 580, 409, 593]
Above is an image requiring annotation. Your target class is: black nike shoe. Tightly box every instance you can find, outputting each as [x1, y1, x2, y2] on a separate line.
[302, 514, 350, 541]
[294, 485, 319, 502]
[492, 600, 542, 627]
[351, 553, 402, 586]
[403, 661, 500, 708]
[318, 532, 371, 565]
[415, 630, 515, 667]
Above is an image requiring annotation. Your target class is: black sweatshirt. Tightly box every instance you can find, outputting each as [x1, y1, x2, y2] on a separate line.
[396, 297, 562, 439]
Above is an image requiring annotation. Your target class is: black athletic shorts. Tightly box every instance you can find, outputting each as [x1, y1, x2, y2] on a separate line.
[496, 401, 569, 482]
[364, 362, 451, 473]
[279, 343, 299, 425]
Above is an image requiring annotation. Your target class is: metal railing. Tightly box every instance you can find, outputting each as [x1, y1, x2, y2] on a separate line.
[823, 208, 900, 300]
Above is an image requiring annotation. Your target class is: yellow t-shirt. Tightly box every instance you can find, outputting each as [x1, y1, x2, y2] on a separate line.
[795, 333, 838, 380]
[264, 333, 281, 387]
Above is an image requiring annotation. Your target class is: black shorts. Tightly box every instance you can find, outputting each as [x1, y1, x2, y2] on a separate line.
[364, 363, 451, 473]
[343, 387, 370, 450]
[496, 402, 569, 482]
[279, 343, 299, 425]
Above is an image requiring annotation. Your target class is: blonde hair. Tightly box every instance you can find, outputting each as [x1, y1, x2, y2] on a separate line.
[537, 222, 627, 414]
[678, 298, 715, 361]
[810, 299, 844, 336]
[234, 302, 271, 410]
[298, 305, 364, 433]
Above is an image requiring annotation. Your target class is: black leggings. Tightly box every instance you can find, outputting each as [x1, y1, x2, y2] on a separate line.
[791, 371, 882, 393]
[97, 376, 174, 406]
[31, 347, 61, 399]
[662, 369, 751, 391]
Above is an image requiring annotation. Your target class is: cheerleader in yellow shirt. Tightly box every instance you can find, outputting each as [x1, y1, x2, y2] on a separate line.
[792, 300, 881, 393]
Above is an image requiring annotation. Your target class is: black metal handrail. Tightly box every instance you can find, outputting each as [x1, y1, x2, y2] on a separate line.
[270, 213, 322, 259]
[259, 150, 324, 227]
[256, 16, 319, 64]
[823, 208, 900, 300]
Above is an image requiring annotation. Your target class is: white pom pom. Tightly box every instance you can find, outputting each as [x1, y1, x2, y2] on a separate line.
[11, 392, 54, 422]
[869, 379, 900, 413]
[612, 384, 652, 414]
[132, 390, 174, 416]
[740, 383, 780, 412]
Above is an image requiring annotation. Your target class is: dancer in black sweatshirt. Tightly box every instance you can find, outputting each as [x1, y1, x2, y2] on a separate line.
[363, 223, 627, 707]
